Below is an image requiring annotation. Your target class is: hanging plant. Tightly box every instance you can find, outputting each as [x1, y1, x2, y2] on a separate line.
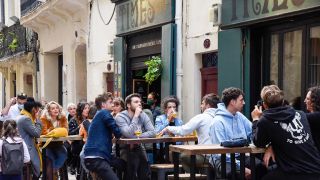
[0, 33, 4, 45]
[0, 33, 4, 55]
[0, 33, 4, 48]
[8, 32, 18, 52]
[144, 56, 162, 85]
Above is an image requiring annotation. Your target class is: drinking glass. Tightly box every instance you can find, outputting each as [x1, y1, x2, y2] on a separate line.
[134, 126, 142, 139]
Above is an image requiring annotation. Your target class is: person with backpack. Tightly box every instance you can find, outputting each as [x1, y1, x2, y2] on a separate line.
[0, 119, 30, 179]
[17, 97, 43, 179]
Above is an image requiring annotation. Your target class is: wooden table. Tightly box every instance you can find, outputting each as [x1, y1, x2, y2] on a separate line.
[170, 144, 265, 180]
[37, 135, 83, 180]
[115, 136, 198, 163]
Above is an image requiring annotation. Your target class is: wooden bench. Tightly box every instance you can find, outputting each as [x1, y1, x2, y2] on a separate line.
[167, 173, 207, 180]
[150, 164, 182, 180]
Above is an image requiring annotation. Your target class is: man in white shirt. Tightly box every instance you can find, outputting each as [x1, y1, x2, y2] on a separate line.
[159, 93, 220, 172]
[1, 93, 27, 121]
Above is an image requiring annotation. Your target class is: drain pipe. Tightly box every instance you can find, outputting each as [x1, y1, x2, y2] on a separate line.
[175, 0, 183, 114]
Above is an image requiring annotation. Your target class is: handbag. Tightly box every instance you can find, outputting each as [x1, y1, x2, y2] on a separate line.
[41, 128, 68, 149]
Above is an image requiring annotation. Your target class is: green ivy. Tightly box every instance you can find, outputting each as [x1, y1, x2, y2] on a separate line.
[0, 33, 4, 56]
[0, 33, 4, 44]
[8, 32, 18, 52]
[144, 56, 162, 85]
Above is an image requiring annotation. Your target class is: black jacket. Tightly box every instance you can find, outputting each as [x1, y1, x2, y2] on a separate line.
[253, 106, 320, 174]
[306, 112, 320, 152]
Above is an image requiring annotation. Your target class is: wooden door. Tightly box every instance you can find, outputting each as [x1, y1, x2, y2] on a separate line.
[200, 67, 218, 97]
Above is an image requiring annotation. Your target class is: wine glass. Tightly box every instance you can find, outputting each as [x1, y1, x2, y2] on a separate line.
[134, 126, 142, 139]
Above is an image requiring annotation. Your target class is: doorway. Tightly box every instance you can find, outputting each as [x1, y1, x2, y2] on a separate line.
[58, 54, 63, 105]
[128, 55, 162, 102]
[200, 52, 218, 97]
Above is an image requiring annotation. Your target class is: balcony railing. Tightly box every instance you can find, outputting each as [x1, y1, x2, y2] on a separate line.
[0, 23, 37, 59]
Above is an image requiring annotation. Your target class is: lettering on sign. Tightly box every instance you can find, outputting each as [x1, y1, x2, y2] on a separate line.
[231, 0, 306, 21]
[116, 0, 172, 35]
[222, 0, 320, 28]
[132, 40, 161, 50]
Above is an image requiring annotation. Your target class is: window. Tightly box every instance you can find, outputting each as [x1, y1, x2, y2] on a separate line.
[252, 15, 320, 110]
[270, 34, 279, 85]
[267, 30, 303, 106]
[202, 52, 218, 68]
[308, 26, 320, 87]
[283, 30, 302, 103]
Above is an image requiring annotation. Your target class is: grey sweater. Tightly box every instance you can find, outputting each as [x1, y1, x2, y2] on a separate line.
[17, 115, 42, 177]
[115, 110, 156, 138]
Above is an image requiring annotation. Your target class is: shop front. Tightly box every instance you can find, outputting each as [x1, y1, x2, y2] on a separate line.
[112, 0, 176, 102]
[219, 0, 320, 115]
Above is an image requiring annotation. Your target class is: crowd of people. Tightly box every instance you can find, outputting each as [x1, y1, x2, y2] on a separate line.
[0, 85, 319, 180]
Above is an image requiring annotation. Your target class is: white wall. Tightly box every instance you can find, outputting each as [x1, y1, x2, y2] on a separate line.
[181, 0, 220, 121]
[4, 0, 20, 27]
[16, 63, 34, 98]
[0, 74, 3, 108]
[39, 53, 59, 102]
[87, 0, 116, 101]
[33, 3, 89, 107]
[75, 45, 87, 103]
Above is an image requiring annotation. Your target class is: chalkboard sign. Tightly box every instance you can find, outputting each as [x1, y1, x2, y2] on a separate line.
[133, 79, 149, 101]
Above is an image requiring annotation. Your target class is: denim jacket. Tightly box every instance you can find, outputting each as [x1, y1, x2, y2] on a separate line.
[155, 114, 183, 134]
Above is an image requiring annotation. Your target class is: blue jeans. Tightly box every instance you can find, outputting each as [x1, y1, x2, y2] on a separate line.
[46, 145, 67, 169]
[0, 173, 21, 180]
[84, 158, 118, 180]
[125, 146, 151, 180]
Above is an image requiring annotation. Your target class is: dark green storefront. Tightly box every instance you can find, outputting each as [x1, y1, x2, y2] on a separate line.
[112, 0, 176, 101]
[219, 0, 320, 116]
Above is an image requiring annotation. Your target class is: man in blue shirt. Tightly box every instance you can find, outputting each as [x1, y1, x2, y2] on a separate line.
[209, 87, 252, 178]
[84, 92, 122, 179]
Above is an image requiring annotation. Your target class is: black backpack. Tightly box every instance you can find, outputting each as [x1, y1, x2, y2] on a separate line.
[1, 139, 24, 175]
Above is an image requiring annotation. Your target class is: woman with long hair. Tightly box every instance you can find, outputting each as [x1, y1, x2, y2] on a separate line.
[0, 120, 30, 180]
[68, 102, 89, 178]
[79, 105, 97, 143]
[112, 97, 125, 117]
[40, 101, 68, 180]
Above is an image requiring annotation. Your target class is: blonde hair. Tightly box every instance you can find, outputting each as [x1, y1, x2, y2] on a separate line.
[42, 101, 65, 121]
[67, 103, 76, 110]
[260, 85, 284, 108]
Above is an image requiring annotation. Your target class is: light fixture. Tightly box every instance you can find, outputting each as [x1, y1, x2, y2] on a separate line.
[209, 3, 221, 26]
[108, 42, 114, 56]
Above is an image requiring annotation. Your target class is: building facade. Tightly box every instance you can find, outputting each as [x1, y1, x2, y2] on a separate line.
[219, 0, 320, 115]
[0, 0, 37, 108]
[181, 0, 220, 120]
[20, 0, 117, 107]
[112, 0, 176, 102]
[111, 0, 221, 121]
